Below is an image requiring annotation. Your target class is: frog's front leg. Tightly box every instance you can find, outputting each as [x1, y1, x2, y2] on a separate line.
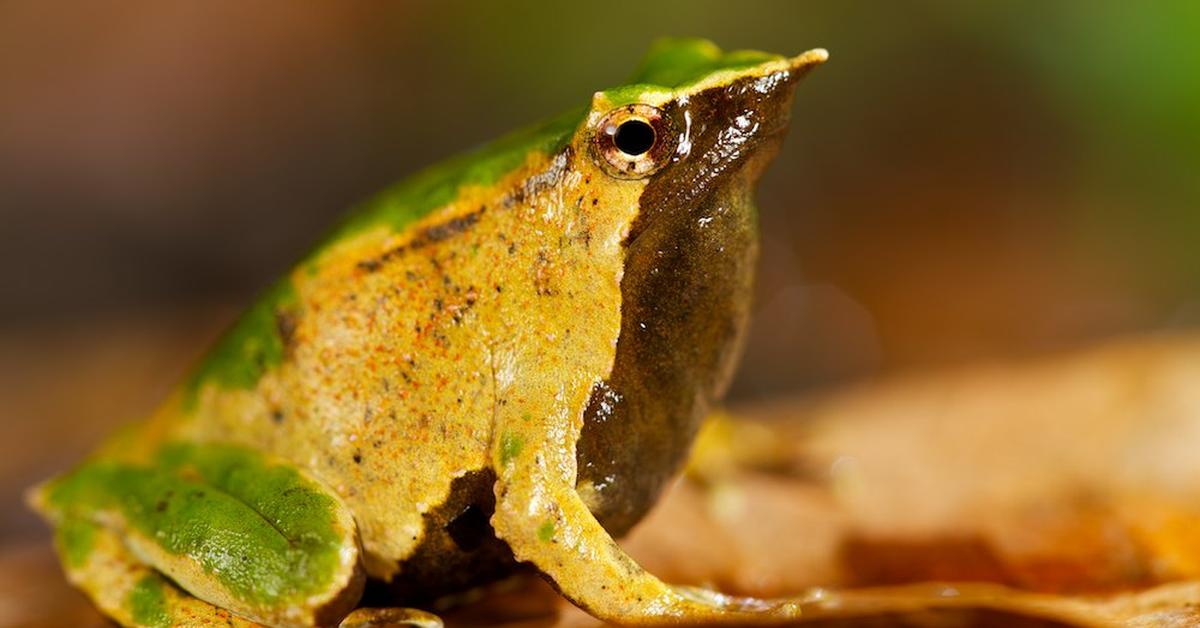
[490, 415, 811, 624]
[30, 443, 365, 627]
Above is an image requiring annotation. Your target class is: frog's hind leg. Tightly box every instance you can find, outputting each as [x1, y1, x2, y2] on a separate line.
[41, 516, 439, 628]
[29, 443, 365, 627]
[43, 514, 263, 627]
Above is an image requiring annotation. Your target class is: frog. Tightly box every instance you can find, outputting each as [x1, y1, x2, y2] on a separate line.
[30, 38, 828, 627]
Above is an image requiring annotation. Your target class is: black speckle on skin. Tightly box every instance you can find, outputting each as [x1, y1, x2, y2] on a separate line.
[357, 209, 485, 273]
[275, 310, 298, 352]
[353, 452, 363, 464]
[270, 409, 285, 424]
[414, 212, 483, 246]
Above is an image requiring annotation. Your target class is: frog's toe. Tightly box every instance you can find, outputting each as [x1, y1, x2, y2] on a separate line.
[30, 443, 365, 627]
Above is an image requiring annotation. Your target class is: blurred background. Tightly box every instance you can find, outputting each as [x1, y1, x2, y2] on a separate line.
[2, 0, 1199, 586]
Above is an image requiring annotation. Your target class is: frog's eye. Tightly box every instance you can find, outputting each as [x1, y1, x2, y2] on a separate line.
[592, 104, 676, 179]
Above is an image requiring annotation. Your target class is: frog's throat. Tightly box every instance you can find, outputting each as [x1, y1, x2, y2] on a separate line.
[575, 68, 804, 534]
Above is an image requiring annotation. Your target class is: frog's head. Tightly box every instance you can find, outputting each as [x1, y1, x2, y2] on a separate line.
[574, 39, 827, 535]
[584, 38, 827, 239]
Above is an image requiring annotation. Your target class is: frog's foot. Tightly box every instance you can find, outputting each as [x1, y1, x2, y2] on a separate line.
[29, 443, 365, 627]
[491, 428, 818, 624]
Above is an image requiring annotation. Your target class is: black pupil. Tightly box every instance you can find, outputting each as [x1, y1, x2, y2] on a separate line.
[614, 119, 655, 156]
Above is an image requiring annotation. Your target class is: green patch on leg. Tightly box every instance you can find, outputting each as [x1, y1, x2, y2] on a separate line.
[499, 432, 524, 466]
[537, 519, 556, 543]
[45, 443, 346, 608]
[55, 517, 98, 569]
[128, 574, 170, 628]
[156, 442, 344, 580]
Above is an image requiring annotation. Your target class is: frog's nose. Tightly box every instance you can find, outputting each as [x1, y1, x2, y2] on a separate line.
[790, 48, 829, 77]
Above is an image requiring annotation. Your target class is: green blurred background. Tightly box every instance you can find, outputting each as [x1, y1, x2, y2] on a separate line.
[1, 1, 1199, 547]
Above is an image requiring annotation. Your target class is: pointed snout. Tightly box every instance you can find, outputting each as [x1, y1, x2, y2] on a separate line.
[789, 48, 829, 77]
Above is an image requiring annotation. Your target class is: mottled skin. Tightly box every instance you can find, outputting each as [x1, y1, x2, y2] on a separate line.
[31, 39, 827, 626]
